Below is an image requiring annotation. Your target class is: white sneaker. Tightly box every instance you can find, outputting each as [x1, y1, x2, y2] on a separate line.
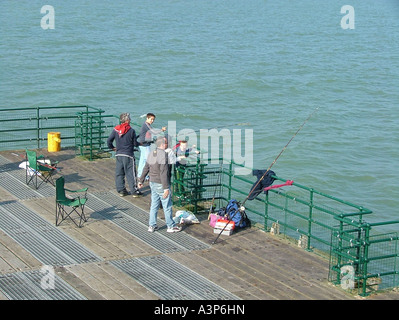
[167, 226, 182, 233]
[148, 225, 159, 233]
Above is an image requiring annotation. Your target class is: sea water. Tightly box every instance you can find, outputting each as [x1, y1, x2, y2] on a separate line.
[1, 0, 398, 231]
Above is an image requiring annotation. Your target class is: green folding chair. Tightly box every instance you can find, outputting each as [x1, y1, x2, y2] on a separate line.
[55, 176, 88, 227]
[25, 149, 58, 189]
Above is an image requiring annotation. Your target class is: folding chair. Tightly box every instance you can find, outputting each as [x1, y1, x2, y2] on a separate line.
[55, 176, 88, 227]
[25, 149, 58, 189]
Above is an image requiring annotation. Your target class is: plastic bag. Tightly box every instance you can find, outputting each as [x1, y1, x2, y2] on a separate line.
[174, 210, 200, 225]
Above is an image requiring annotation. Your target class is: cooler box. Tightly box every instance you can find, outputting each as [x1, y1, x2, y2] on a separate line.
[215, 219, 235, 231]
[213, 228, 233, 236]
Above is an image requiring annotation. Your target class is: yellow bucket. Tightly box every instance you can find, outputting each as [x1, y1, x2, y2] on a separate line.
[48, 132, 61, 152]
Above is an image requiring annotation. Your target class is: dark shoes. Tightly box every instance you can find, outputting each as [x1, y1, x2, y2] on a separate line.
[119, 190, 129, 197]
[132, 189, 143, 198]
[119, 189, 143, 197]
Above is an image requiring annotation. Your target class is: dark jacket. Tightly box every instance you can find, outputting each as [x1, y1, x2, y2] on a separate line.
[107, 127, 137, 157]
[139, 148, 171, 190]
[247, 169, 276, 200]
[138, 122, 165, 146]
[138, 122, 154, 146]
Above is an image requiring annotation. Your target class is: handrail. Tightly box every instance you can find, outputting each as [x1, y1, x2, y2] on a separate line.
[0, 105, 106, 150]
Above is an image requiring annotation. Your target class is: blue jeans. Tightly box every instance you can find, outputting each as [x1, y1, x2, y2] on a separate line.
[137, 145, 150, 179]
[149, 182, 175, 229]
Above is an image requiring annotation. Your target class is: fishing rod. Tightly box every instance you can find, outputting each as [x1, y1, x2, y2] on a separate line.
[212, 107, 319, 245]
[242, 107, 319, 206]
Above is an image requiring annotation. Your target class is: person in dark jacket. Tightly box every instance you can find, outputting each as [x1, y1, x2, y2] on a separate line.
[107, 113, 142, 197]
[137, 136, 181, 233]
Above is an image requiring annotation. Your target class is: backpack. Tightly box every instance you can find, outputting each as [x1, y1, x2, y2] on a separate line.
[217, 199, 250, 228]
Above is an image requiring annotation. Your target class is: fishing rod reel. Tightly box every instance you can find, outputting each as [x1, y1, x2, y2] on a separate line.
[225, 200, 246, 219]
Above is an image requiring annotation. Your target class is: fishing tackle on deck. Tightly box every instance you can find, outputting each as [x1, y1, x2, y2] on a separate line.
[212, 107, 319, 244]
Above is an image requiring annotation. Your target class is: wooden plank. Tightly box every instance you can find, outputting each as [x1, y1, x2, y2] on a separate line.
[64, 263, 122, 300]
[63, 261, 160, 300]
[0, 289, 9, 300]
[98, 261, 159, 300]
[0, 230, 42, 274]
[55, 266, 104, 300]
[82, 218, 159, 258]
[61, 223, 125, 260]
[238, 230, 353, 299]
[0, 256, 13, 274]
[79, 261, 158, 300]
[195, 246, 302, 300]
[168, 250, 261, 300]
[0, 185, 16, 202]
[22, 197, 57, 223]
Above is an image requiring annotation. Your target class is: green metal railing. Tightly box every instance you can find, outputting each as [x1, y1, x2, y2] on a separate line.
[172, 157, 399, 296]
[74, 111, 141, 160]
[0, 105, 139, 160]
[75, 113, 119, 160]
[0, 105, 107, 151]
[329, 220, 399, 296]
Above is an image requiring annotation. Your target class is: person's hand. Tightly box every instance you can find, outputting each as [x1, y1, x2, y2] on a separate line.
[137, 182, 143, 189]
[163, 189, 170, 199]
[161, 126, 167, 131]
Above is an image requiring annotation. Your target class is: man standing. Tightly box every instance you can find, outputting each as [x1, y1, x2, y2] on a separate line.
[137, 113, 167, 179]
[107, 113, 142, 197]
[138, 136, 181, 233]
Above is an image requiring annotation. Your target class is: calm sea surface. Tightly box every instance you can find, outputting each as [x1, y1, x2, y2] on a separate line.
[1, 0, 398, 231]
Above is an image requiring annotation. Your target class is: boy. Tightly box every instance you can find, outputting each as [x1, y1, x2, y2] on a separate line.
[137, 113, 166, 178]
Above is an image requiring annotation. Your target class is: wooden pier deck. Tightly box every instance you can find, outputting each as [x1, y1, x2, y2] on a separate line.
[0, 148, 397, 301]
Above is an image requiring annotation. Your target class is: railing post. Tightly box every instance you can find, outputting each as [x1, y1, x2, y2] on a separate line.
[228, 160, 233, 200]
[98, 112, 104, 150]
[335, 219, 344, 285]
[264, 191, 269, 231]
[36, 107, 40, 149]
[89, 115, 94, 160]
[307, 188, 314, 251]
[360, 224, 370, 296]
